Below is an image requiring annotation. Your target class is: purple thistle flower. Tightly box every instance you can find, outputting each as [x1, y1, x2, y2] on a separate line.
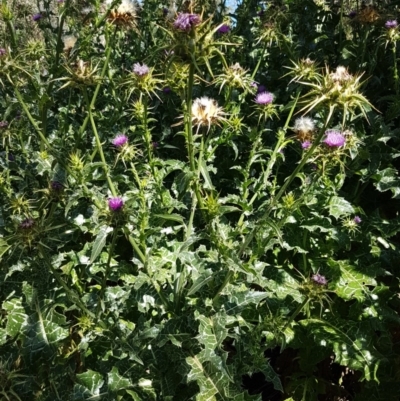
[302, 140, 312, 149]
[51, 181, 63, 191]
[0, 121, 8, 128]
[173, 13, 201, 31]
[20, 218, 35, 229]
[217, 24, 230, 34]
[348, 10, 357, 19]
[354, 216, 362, 224]
[323, 130, 346, 147]
[385, 20, 398, 29]
[312, 273, 328, 286]
[32, 13, 42, 21]
[163, 87, 172, 94]
[0, 48, 6, 56]
[152, 141, 159, 149]
[255, 91, 274, 105]
[257, 85, 267, 93]
[112, 134, 128, 147]
[133, 63, 149, 76]
[108, 197, 124, 212]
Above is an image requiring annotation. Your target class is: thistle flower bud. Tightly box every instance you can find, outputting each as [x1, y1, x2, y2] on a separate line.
[385, 20, 398, 29]
[323, 130, 346, 147]
[112, 134, 128, 148]
[217, 24, 230, 34]
[108, 197, 124, 212]
[20, 218, 35, 229]
[173, 13, 201, 32]
[32, 13, 42, 22]
[311, 273, 327, 285]
[51, 181, 64, 191]
[133, 63, 150, 77]
[254, 91, 273, 105]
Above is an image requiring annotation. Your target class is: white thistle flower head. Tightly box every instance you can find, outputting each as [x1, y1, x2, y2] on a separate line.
[294, 116, 315, 134]
[191, 97, 225, 133]
[330, 66, 352, 83]
[293, 116, 316, 142]
[62, 35, 77, 51]
[81, 7, 93, 15]
[106, 0, 137, 28]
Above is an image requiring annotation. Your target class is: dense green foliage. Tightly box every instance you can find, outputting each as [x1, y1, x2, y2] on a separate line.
[0, 0, 400, 400]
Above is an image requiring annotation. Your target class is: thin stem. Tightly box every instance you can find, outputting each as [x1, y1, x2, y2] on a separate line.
[302, 230, 308, 272]
[281, 297, 310, 332]
[83, 87, 117, 196]
[186, 63, 196, 173]
[393, 41, 399, 95]
[251, 41, 268, 80]
[39, 246, 95, 318]
[185, 63, 205, 211]
[78, 32, 114, 141]
[96, 227, 118, 319]
[5, 19, 17, 49]
[42, 0, 71, 137]
[12, 81, 51, 149]
[123, 227, 146, 264]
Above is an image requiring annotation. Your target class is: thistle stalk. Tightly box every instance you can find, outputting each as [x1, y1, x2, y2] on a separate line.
[96, 227, 119, 320]
[185, 63, 205, 211]
[83, 87, 117, 197]
[78, 30, 114, 145]
[11, 78, 51, 150]
[393, 41, 399, 95]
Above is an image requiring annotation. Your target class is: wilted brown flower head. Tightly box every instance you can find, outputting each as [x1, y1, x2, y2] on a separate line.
[191, 97, 226, 133]
[106, 0, 137, 28]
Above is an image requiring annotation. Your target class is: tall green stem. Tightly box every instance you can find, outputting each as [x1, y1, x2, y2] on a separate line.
[96, 227, 118, 319]
[393, 41, 399, 95]
[185, 63, 205, 211]
[11, 80, 51, 149]
[78, 32, 114, 144]
[83, 87, 117, 196]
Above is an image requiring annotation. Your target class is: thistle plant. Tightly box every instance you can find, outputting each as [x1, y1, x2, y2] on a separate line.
[0, 1, 399, 400]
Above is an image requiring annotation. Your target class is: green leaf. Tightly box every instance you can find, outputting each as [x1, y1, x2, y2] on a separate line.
[76, 370, 104, 396]
[90, 225, 113, 263]
[328, 196, 354, 219]
[153, 213, 186, 226]
[300, 318, 383, 381]
[187, 270, 213, 296]
[108, 366, 132, 392]
[0, 328, 7, 345]
[200, 159, 215, 190]
[223, 286, 268, 314]
[3, 298, 27, 338]
[263, 362, 283, 392]
[372, 167, 400, 198]
[186, 352, 230, 401]
[21, 304, 68, 355]
[0, 238, 10, 260]
[126, 390, 142, 401]
[329, 260, 376, 301]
